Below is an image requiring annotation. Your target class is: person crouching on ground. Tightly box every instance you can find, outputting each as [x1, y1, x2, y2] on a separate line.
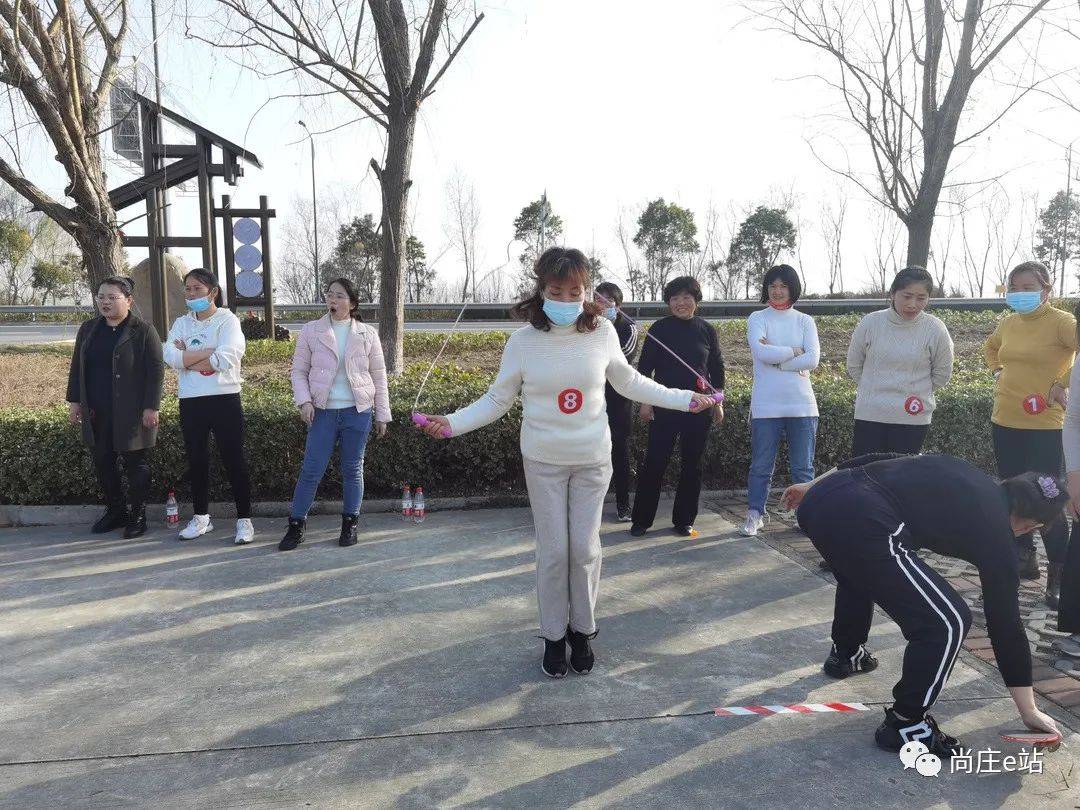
[66, 276, 164, 539]
[279, 277, 390, 551]
[783, 452, 1062, 757]
[415, 247, 716, 679]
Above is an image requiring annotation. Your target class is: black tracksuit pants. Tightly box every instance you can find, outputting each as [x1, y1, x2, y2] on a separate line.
[605, 385, 632, 509]
[797, 468, 973, 719]
[631, 408, 711, 530]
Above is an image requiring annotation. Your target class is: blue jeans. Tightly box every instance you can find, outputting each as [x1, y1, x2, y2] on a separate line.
[748, 416, 818, 514]
[290, 407, 373, 519]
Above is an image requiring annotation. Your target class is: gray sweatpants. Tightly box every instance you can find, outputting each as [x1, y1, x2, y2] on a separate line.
[523, 457, 613, 640]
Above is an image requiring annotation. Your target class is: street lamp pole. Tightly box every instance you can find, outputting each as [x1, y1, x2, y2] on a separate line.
[298, 120, 319, 304]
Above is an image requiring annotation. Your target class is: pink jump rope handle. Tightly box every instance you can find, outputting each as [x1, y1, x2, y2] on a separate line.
[689, 391, 725, 412]
[412, 411, 453, 438]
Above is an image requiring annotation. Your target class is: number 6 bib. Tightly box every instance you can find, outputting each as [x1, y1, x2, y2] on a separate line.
[557, 388, 583, 414]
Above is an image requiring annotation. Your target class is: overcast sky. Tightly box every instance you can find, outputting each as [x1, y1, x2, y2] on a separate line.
[15, 0, 1080, 298]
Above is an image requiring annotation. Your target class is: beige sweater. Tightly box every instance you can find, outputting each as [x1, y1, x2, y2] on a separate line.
[846, 308, 954, 425]
[447, 319, 694, 466]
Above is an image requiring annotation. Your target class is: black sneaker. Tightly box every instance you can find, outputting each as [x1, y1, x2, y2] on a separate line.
[823, 643, 879, 679]
[123, 506, 147, 539]
[674, 525, 694, 537]
[629, 524, 648, 537]
[541, 636, 568, 679]
[567, 627, 595, 674]
[875, 709, 962, 758]
[278, 518, 306, 551]
[338, 514, 359, 547]
[1017, 546, 1040, 581]
[616, 504, 632, 522]
[92, 506, 128, 534]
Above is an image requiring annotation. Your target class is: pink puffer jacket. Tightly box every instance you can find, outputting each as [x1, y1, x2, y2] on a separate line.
[291, 315, 392, 423]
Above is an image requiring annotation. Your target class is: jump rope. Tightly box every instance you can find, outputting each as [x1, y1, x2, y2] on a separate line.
[411, 288, 724, 439]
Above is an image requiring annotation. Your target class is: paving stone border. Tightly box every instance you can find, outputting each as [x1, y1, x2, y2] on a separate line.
[708, 494, 1080, 722]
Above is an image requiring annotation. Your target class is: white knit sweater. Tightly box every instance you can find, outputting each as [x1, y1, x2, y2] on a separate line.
[747, 307, 820, 418]
[446, 319, 694, 465]
[846, 308, 954, 425]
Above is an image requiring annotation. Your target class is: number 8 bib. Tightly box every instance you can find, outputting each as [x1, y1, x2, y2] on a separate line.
[558, 388, 583, 414]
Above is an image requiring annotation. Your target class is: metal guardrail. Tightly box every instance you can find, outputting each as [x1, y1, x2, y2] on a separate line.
[1, 298, 1012, 321]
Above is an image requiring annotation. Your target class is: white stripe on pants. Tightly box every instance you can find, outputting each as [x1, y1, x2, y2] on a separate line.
[523, 457, 613, 640]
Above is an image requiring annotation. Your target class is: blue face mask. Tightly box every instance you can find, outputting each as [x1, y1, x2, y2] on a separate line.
[543, 298, 584, 326]
[1006, 291, 1043, 314]
[603, 307, 617, 321]
[186, 296, 212, 314]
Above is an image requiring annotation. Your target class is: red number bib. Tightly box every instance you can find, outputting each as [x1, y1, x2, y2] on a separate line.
[904, 396, 924, 416]
[557, 388, 583, 414]
[1023, 393, 1047, 415]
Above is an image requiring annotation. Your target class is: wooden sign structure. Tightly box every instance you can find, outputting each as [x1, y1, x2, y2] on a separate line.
[106, 87, 264, 337]
[217, 194, 277, 334]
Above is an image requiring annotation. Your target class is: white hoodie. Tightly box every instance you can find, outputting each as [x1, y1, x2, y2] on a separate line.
[163, 308, 246, 398]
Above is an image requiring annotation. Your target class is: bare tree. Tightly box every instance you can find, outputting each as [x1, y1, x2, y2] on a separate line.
[0, 0, 129, 288]
[820, 194, 847, 296]
[614, 207, 645, 300]
[869, 204, 901, 294]
[277, 190, 352, 304]
[960, 188, 1013, 297]
[195, 0, 483, 372]
[930, 195, 961, 295]
[444, 171, 480, 302]
[761, 0, 1066, 269]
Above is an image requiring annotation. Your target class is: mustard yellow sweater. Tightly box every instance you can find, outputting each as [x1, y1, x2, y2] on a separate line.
[984, 303, 1077, 429]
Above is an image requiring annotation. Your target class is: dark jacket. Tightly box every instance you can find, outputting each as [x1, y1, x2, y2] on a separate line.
[67, 314, 165, 451]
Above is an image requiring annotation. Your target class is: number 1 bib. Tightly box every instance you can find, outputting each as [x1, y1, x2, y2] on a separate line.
[1023, 393, 1047, 415]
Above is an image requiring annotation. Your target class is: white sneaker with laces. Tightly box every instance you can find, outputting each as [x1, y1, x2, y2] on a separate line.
[741, 509, 763, 537]
[179, 514, 213, 541]
[234, 518, 255, 545]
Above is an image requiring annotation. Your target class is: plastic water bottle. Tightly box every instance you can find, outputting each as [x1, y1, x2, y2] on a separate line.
[401, 484, 413, 521]
[165, 490, 179, 527]
[413, 487, 426, 524]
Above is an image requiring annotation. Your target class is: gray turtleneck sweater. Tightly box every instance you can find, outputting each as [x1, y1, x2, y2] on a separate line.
[846, 308, 954, 425]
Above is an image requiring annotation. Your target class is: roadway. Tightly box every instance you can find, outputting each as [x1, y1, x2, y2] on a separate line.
[0, 320, 527, 346]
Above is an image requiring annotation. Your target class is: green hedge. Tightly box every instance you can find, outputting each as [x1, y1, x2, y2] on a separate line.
[0, 363, 996, 505]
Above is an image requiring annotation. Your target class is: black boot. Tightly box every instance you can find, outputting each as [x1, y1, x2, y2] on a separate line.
[92, 505, 128, 534]
[339, 514, 359, 547]
[1017, 546, 1040, 581]
[542, 636, 568, 678]
[278, 518, 306, 551]
[567, 626, 596, 674]
[123, 505, 147, 539]
[1047, 562, 1064, 609]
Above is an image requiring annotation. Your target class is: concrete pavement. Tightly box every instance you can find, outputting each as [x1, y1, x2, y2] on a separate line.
[1, 503, 1078, 807]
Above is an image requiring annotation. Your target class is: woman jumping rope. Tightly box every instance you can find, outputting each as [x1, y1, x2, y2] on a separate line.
[415, 247, 716, 678]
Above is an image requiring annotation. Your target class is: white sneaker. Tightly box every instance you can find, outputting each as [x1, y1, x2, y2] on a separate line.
[179, 514, 213, 541]
[234, 518, 255, 545]
[741, 509, 764, 537]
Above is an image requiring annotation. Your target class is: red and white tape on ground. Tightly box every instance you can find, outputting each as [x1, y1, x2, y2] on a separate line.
[714, 702, 871, 717]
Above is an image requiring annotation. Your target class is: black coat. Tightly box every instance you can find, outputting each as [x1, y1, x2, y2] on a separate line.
[66, 314, 165, 451]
